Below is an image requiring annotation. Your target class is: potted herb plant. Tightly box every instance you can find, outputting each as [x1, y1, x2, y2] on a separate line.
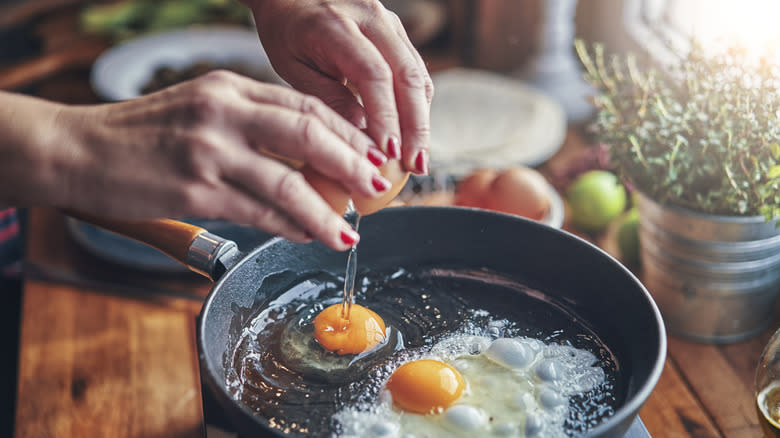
[575, 40, 780, 343]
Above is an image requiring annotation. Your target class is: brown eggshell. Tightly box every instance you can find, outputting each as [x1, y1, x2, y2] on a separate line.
[353, 160, 410, 215]
[454, 169, 498, 208]
[301, 161, 410, 217]
[484, 166, 551, 221]
[300, 165, 351, 215]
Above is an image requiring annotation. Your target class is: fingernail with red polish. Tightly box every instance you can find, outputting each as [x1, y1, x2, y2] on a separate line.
[367, 147, 387, 167]
[414, 149, 429, 175]
[372, 174, 391, 193]
[387, 136, 401, 160]
[340, 229, 360, 246]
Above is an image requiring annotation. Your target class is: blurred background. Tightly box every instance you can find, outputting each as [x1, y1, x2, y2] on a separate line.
[4, 0, 777, 113]
[2, 0, 778, 262]
[0, 0, 687, 91]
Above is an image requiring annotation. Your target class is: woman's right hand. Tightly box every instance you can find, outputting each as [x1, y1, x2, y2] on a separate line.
[0, 71, 391, 251]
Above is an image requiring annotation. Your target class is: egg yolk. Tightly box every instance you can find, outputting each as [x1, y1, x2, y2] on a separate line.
[386, 359, 465, 414]
[313, 304, 386, 355]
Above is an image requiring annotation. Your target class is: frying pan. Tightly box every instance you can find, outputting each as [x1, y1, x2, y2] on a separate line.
[76, 206, 666, 437]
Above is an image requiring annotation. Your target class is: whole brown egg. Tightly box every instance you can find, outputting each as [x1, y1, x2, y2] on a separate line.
[483, 166, 551, 221]
[454, 169, 498, 209]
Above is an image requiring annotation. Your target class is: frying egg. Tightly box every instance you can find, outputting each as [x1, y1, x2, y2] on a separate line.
[385, 360, 465, 414]
[279, 300, 399, 383]
[334, 334, 606, 438]
[313, 303, 387, 355]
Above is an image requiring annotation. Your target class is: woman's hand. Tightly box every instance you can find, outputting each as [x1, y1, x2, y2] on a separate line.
[247, 0, 433, 175]
[0, 72, 392, 250]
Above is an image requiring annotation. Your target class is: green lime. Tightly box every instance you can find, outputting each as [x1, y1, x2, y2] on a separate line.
[617, 207, 640, 267]
[567, 170, 627, 233]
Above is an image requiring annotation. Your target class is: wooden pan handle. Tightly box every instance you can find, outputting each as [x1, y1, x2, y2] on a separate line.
[65, 211, 206, 266]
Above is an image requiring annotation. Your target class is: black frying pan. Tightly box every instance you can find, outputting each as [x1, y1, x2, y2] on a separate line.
[76, 206, 666, 437]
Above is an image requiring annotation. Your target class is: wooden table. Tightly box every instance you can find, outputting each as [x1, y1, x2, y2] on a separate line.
[5, 4, 780, 437]
[15, 153, 780, 438]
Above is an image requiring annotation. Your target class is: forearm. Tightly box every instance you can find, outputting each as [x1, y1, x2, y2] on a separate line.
[0, 91, 75, 208]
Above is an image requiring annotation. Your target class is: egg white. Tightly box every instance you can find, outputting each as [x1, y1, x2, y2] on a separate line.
[334, 334, 606, 438]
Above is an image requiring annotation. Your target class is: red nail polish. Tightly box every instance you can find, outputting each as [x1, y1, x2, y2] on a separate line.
[387, 136, 401, 159]
[340, 229, 359, 246]
[372, 174, 391, 192]
[367, 148, 386, 166]
[414, 149, 429, 175]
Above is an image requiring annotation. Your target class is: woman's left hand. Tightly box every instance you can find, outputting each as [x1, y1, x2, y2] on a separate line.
[246, 0, 433, 175]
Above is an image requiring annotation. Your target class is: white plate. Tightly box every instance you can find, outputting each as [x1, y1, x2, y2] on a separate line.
[429, 68, 567, 177]
[91, 26, 282, 101]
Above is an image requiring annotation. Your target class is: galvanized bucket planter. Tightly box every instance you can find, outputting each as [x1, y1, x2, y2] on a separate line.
[638, 193, 780, 343]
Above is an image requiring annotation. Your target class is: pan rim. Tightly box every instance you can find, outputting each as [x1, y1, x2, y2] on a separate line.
[197, 206, 667, 437]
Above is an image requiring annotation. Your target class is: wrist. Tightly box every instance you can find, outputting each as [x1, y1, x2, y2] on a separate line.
[0, 92, 79, 208]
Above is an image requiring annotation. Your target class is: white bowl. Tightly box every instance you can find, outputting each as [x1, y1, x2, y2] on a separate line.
[91, 26, 282, 101]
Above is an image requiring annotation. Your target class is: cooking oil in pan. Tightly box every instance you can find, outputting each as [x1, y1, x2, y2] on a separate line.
[226, 266, 621, 437]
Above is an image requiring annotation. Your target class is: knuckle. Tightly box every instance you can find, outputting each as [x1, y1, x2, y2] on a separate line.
[249, 205, 279, 228]
[200, 69, 238, 85]
[346, 152, 367, 182]
[347, 129, 368, 153]
[396, 61, 427, 91]
[386, 9, 403, 28]
[187, 88, 223, 122]
[185, 70, 240, 120]
[424, 74, 435, 102]
[295, 114, 322, 157]
[356, 58, 393, 84]
[298, 95, 325, 116]
[273, 169, 307, 206]
[410, 123, 432, 145]
[367, 0, 387, 17]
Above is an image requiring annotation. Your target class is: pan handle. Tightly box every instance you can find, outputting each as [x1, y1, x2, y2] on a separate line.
[65, 211, 239, 281]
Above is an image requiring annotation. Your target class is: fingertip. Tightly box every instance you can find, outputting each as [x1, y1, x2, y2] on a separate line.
[340, 228, 360, 247]
[367, 147, 388, 167]
[412, 149, 429, 175]
[371, 174, 392, 194]
[386, 135, 402, 160]
[320, 227, 360, 252]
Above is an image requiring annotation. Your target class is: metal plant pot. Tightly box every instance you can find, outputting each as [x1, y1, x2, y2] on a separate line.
[638, 193, 780, 343]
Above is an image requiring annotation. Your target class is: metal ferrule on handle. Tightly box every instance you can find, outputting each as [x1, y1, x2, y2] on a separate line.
[186, 232, 239, 281]
[63, 212, 240, 282]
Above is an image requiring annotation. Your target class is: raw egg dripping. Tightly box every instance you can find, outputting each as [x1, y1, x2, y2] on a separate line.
[386, 359, 466, 414]
[313, 303, 387, 355]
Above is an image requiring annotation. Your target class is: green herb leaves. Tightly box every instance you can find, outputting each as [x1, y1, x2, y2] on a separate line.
[576, 39, 780, 218]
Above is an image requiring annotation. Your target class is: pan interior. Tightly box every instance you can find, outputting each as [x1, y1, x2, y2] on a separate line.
[223, 264, 623, 437]
[198, 207, 665, 438]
